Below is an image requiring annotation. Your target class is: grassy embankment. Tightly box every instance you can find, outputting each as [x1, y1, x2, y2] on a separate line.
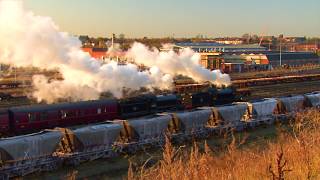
[129, 109, 320, 180]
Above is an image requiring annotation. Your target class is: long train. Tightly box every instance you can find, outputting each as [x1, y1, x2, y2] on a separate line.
[0, 87, 235, 136]
[0, 92, 319, 178]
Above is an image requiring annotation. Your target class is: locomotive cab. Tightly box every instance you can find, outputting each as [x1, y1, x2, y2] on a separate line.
[118, 94, 157, 119]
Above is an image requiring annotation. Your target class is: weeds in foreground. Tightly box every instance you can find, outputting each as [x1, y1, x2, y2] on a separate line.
[129, 109, 320, 180]
[268, 148, 292, 180]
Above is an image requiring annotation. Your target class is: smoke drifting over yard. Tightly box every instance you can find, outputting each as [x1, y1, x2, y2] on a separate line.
[0, 0, 230, 103]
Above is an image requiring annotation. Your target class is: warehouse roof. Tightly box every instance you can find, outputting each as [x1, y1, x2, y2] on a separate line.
[175, 42, 224, 47]
[175, 42, 264, 49]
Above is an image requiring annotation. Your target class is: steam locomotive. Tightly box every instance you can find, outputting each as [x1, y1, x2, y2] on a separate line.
[0, 87, 236, 135]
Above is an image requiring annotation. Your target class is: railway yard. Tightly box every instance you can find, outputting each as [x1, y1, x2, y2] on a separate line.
[1, 66, 320, 109]
[1, 0, 319, 179]
[0, 66, 320, 179]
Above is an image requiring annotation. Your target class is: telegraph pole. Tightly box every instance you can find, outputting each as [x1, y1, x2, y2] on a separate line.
[279, 38, 282, 66]
[111, 33, 115, 49]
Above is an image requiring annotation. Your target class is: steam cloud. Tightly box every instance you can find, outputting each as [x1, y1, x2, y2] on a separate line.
[127, 43, 231, 87]
[0, 0, 231, 103]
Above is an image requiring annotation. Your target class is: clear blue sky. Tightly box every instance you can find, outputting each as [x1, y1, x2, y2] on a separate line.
[25, 0, 320, 38]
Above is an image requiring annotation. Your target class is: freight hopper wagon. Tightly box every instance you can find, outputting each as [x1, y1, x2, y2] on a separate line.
[275, 95, 307, 117]
[0, 130, 65, 178]
[170, 109, 212, 138]
[114, 114, 173, 153]
[244, 98, 278, 127]
[304, 92, 320, 108]
[1, 92, 320, 178]
[57, 123, 123, 165]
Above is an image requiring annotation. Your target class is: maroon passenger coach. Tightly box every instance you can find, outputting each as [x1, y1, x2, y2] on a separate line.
[7, 99, 118, 134]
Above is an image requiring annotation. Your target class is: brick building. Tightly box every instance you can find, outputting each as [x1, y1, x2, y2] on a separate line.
[82, 47, 108, 59]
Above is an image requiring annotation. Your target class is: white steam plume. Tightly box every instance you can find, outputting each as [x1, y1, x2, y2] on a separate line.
[127, 43, 231, 87]
[0, 0, 172, 103]
[0, 0, 230, 103]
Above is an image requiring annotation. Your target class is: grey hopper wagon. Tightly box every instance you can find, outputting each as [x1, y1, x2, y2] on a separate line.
[277, 95, 306, 113]
[173, 109, 212, 135]
[61, 123, 123, 164]
[247, 98, 278, 119]
[213, 103, 248, 126]
[116, 114, 172, 144]
[304, 92, 320, 108]
[0, 130, 63, 177]
[68, 123, 123, 152]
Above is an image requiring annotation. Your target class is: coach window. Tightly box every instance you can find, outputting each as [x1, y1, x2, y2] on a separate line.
[61, 110, 67, 119]
[97, 108, 102, 114]
[28, 113, 36, 122]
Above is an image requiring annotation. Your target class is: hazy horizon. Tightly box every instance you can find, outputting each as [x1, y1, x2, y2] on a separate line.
[25, 0, 320, 38]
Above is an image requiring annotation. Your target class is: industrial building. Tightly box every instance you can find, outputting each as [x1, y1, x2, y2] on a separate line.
[174, 42, 267, 53]
[199, 51, 319, 73]
[222, 54, 270, 73]
[199, 52, 224, 70]
[199, 52, 270, 73]
[266, 52, 319, 67]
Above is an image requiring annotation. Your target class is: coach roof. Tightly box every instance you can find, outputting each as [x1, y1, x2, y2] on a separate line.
[9, 99, 117, 113]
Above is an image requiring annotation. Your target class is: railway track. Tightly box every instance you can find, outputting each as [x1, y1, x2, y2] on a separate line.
[245, 80, 320, 101]
[0, 76, 319, 110]
[0, 97, 33, 109]
[230, 65, 320, 80]
[232, 73, 320, 88]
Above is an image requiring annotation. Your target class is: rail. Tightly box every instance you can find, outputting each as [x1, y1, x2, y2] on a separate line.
[232, 73, 320, 88]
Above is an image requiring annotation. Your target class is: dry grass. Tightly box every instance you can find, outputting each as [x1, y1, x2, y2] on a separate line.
[129, 109, 320, 180]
